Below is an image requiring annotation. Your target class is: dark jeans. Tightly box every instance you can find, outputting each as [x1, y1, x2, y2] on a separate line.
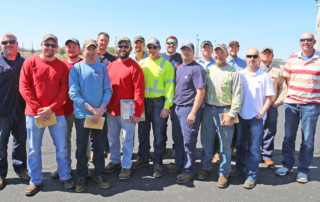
[137, 98, 167, 166]
[74, 115, 107, 178]
[261, 106, 278, 160]
[0, 116, 27, 178]
[172, 105, 201, 175]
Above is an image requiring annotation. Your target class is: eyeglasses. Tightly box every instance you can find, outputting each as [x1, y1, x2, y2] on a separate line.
[166, 42, 177, 46]
[300, 38, 313, 42]
[118, 45, 129, 49]
[1, 40, 17, 45]
[147, 46, 158, 50]
[43, 42, 57, 48]
[246, 55, 259, 59]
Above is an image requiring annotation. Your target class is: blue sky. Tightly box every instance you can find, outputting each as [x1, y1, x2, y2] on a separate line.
[2, 0, 318, 60]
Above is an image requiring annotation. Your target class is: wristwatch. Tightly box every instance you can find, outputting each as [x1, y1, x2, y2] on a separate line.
[229, 116, 235, 120]
[258, 113, 264, 119]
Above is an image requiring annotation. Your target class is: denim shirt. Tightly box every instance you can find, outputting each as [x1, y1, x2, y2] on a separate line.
[227, 56, 247, 71]
[197, 57, 216, 71]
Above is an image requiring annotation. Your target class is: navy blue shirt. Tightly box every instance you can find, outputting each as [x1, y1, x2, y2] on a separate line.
[174, 61, 206, 105]
[96, 51, 117, 67]
[160, 52, 182, 70]
[0, 53, 25, 117]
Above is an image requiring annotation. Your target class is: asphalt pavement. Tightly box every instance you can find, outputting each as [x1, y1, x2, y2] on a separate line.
[2, 106, 320, 202]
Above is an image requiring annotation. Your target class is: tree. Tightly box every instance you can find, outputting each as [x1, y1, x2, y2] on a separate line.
[58, 48, 65, 55]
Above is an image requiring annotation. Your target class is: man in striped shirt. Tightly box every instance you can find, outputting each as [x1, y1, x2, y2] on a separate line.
[275, 32, 320, 184]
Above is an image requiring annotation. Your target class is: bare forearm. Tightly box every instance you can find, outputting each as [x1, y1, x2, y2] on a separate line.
[191, 88, 205, 115]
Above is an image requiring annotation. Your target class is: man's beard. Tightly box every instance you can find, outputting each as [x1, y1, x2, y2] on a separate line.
[118, 51, 130, 59]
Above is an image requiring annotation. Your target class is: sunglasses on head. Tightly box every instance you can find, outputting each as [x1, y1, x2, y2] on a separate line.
[262, 51, 272, 55]
[147, 45, 158, 50]
[167, 42, 177, 46]
[1, 40, 16, 45]
[246, 55, 259, 59]
[300, 38, 313, 42]
[118, 45, 129, 49]
[43, 42, 57, 48]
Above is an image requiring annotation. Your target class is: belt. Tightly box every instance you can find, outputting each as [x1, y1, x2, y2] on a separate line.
[174, 104, 193, 107]
[145, 96, 165, 102]
[207, 104, 231, 108]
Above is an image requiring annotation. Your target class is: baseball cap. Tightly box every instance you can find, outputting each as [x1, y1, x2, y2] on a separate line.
[117, 37, 131, 46]
[147, 37, 160, 47]
[134, 36, 145, 43]
[261, 46, 273, 54]
[228, 40, 240, 47]
[180, 42, 195, 51]
[65, 38, 80, 47]
[82, 39, 98, 49]
[201, 40, 213, 48]
[214, 43, 228, 53]
[42, 34, 58, 44]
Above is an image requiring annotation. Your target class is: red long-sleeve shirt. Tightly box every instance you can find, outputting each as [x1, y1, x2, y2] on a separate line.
[107, 58, 145, 117]
[62, 58, 83, 115]
[19, 55, 69, 116]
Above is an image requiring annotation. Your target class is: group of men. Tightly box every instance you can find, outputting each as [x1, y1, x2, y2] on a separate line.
[0, 31, 319, 196]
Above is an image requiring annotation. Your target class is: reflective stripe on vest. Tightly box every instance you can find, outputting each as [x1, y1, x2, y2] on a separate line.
[145, 58, 168, 94]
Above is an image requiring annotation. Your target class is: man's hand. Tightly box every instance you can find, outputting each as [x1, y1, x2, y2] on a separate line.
[221, 117, 235, 127]
[255, 113, 263, 120]
[271, 103, 277, 108]
[160, 108, 169, 119]
[130, 115, 141, 123]
[187, 112, 196, 124]
[38, 107, 53, 121]
[91, 115, 100, 124]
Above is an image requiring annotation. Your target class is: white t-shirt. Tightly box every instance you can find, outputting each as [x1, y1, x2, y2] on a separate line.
[239, 68, 275, 120]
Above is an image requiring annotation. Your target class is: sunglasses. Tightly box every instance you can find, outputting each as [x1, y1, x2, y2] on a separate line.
[300, 38, 313, 42]
[43, 42, 57, 48]
[147, 46, 158, 50]
[118, 45, 129, 49]
[1, 40, 16, 45]
[262, 52, 272, 55]
[167, 42, 177, 46]
[246, 55, 259, 59]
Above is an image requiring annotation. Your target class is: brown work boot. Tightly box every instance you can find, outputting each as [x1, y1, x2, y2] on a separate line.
[119, 168, 131, 180]
[264, 159, 275, 169]
[243, 179, 256, 189]
[213, 153, 220, 163]
[104, 162, 121, 174]
[25, 184, 41, 196]
[153, 166, 164, 178]
[131, 160, 149, 170]
[60, 178, 76, 189]
[94, 175, 111, 189]
[217, 176, 229, 188]
[196, 168, 211, 180]
[0, 178, 5, 190]
[75, 178, 87, 193]
[176, 173, 194, 184]
[167, 163, 182, 174]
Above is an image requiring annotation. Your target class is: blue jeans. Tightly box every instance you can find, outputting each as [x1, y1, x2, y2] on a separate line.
[262, 106, 278, 160]
[282, 103, 320, 174]
[236, 116, 264, 181]
[74, 115, 107, 178]
[0, 116, 27, 178]
[107, 113, 135, 169]
[137, 98, 167, 166]
[200, 105, 234, 176]
[172, 105, 201, 175]
[26, 115, 71, 185]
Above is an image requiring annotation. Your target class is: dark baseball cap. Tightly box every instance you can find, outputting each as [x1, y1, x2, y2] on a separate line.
[229, 40, 240, 47]
[180, 42, 195, 51]
[65, 38, 80, 47]
[201, 40, 213, 48]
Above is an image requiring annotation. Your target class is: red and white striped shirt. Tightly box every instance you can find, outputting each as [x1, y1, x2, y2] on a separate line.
[283, 50, 320, 104]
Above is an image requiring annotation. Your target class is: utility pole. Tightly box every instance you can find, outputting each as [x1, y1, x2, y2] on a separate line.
[22, 42, 24, 58]
[315, 2, 320, 51]
[196, 34, 200, 59]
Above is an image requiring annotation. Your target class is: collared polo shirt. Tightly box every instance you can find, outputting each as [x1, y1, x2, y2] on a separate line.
[227, 56, 247, 71]
[197, 57, 216, 71]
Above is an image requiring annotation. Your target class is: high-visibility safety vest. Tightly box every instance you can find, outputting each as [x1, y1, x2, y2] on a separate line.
[139, 57, 175, 109]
